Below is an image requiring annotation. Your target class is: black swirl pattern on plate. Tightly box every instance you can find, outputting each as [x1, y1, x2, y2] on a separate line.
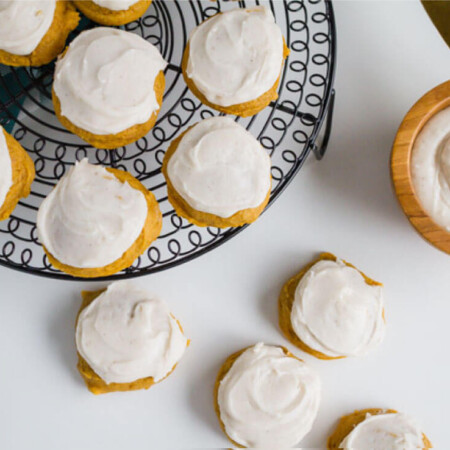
[0, 0, 336, 280]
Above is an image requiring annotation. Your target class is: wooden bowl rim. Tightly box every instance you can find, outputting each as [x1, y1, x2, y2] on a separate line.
[391, 79, 450, 254]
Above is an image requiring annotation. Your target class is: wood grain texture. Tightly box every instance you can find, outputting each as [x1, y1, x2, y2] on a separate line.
[390, 79, 450, 254]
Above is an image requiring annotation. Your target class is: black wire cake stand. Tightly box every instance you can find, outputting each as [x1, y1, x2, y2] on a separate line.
[0, 0, 336, 280]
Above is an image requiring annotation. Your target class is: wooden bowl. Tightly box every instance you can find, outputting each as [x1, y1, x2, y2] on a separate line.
[391, 80, 450, 254]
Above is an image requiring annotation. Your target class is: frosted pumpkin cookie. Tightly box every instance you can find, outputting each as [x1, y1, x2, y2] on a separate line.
[73, 0, 151, 26]
[215, 343, 321, 448]
[279, 252, 385, 360]
[76, 280, 188, 394]
[37, 159, 162, 278]
[182, 6, 290, 117]
[162, 117, 272, 228]
[0, 0, 79, 67]
[0, 126, 35, 221]
[52, 27, 166, 149]
[327, 408, 432, 449]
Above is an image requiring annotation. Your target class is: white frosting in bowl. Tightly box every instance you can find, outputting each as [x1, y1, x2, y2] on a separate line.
[76, 280, 188, 384]
[291, 259, 385, 358]
[186, 6, 285, 106]
[217, 343, 321, 448]
[92, 0, 139, 11]
[411, 106, 450, 231]
[0, 127, 12, 210]
[53, 27, 167, 135]
[0, 0, 56, 55]
[340, 412, 425, 449]
[37, 159, 148, 268]
[167, 117, 271, 218]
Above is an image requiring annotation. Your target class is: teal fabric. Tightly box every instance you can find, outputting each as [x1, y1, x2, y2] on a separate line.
[0, 66, 31, 133]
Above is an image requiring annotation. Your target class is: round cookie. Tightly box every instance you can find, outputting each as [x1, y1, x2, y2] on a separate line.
[182, 6, 290, 117]
[0, 0, 79, 67]
[279, 252, 385, 360]
[52, 27, 166, 149]
[76, 281, 188, 394]
[37, 159, 162, 278]
[162, 117, 272, 228]
[0, 126, 35, 221]
[327, 408, 432, 449]
[214, 343, 321, 448]
[73, 0, 151, 26]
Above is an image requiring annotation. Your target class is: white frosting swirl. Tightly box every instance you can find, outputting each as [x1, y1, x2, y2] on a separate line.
[167, 117, 271, 218]
[92, 0, 139, 11]
[0, 0, 56, 55]
[340, 412, 425, 449]
[53, 27, 167, 135]
[217, 343, 321, 448]
[0, 127, 12, 210]
[291, 259, 385, 358]
[411, 106, 450, 231]
[76, 280, 188, 384]
[37, 159, 148, 268]
[186, 6, 285, 106]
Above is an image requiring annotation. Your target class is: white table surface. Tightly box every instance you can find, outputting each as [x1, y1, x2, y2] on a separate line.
[1, 1, 449, 449]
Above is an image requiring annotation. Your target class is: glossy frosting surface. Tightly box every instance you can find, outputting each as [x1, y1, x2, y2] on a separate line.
[0, 0, 56, 55]
[186, 6, 284, 106]
[53, 27, 166, 135]
[340, 412, 424, 449]
[167, 117, 271, 218]
[0, 127, 12, 209]
[92, 0, 139, 11]
[218, 343, 321, 448]
[37, 159, 148, 268]
[291, 259, 385, 358]
[76, 280, 188, 384]
[411, 106, 450, 231]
